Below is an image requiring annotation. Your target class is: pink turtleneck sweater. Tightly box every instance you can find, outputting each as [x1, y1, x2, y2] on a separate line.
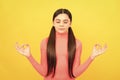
[27, 32, 93, 80]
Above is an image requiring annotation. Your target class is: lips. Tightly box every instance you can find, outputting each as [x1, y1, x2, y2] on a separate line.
[59, 28, 65, 30]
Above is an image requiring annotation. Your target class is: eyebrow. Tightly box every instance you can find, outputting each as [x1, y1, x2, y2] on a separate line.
[55, 19, 69, 21]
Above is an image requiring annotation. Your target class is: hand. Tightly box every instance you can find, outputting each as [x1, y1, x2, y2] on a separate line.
[15, 42, 31, 57]
[91, 44, 107, 59]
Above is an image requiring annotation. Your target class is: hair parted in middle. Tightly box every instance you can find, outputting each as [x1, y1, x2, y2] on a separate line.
[46, 8, 76, 78]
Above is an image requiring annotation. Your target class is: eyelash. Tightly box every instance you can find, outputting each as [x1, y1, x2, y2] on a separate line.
[56, 22, 60, 23]
[56, 22, 68, 24]
[64, 22, 68, 24]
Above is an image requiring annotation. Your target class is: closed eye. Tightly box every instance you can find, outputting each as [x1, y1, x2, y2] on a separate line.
[64, 22, 68, 24]
[56, 21, 60, 23]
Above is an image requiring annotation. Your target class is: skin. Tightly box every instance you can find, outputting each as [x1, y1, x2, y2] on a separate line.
[15, 13, 107, 62]
[53, 14, 71, 34]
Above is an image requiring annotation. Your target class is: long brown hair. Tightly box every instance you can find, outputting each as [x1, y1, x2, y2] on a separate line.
[46, 8, 76, 78]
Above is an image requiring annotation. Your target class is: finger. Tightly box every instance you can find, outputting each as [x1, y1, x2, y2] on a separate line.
[15, 42, 20, 50]
[17, 44, 26, 51]
[21, 43, 30, 48]
[100, 48, 107, 54]
[16, 45, 23, 52]
[95, 44, 102, 48]
[26, 44, 29, 46]
[20, 44, 26, 48]
[104, 44, 107, 49]
[16, 42, 22, 49]
[16, 42, 18, 45]
[21, 44, 29, 50]
[102, 44, 107, 51]
[95, 44, 102, 50]
[15, 42, 19, 47]
[15, 43, 24, 51]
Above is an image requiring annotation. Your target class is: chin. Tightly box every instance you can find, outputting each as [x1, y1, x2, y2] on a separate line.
[55, 28, 68, 34]
[58, 31, 68, 34]
[57, 30, 66, 34]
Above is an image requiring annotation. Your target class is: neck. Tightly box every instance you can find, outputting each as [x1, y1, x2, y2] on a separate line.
[56, 32, 68, 38]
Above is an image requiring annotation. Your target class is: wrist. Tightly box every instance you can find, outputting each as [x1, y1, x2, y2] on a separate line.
[90, 55, 95, 60]
[26, 53, 31, 58]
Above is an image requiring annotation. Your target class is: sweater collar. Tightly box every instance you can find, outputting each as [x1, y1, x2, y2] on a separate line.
[56, 31, 68, 38]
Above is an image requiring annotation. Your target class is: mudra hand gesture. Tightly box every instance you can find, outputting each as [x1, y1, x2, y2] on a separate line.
[15, 42, 31, 57]
[91, 44, 107, 59]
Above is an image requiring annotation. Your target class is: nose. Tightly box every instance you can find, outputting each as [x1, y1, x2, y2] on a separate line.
[60, 22, 64, 27]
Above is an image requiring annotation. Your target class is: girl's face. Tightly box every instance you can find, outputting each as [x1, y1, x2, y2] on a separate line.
[53, 14, 71, 34]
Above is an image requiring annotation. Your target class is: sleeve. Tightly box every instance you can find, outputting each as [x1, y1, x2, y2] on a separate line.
[73, 39, 93, 77]
[27, 38, 47, 76]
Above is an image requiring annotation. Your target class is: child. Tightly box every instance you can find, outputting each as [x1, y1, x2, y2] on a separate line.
[16, 8, 107, 80]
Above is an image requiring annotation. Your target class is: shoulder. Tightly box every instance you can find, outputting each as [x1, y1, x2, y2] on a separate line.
[75, 39, 82, 49]
[40, 37, 48, 48]
[41, 37, 48, 44]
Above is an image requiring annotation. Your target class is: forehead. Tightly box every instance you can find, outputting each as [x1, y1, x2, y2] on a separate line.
[54, 14, 70, 20]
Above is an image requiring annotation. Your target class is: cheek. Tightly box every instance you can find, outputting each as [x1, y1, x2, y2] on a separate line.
[53, 22, 59, 27]
[65, 24, 71, 28]
[53, 21, 56, 26]
[67, 22, 71, 26]
[54, 24, 59, 28]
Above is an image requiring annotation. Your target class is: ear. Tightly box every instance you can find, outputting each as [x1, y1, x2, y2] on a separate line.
[69, 22, 72, 25]
[69, 23, 71, 27]
[53, 21, 55, 27]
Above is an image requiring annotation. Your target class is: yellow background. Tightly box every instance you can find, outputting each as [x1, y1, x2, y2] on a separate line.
[0, 0, 120, 80]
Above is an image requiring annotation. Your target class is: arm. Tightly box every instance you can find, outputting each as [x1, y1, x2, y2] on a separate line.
[73, 40, 107, 77]
[16, 39, 47, 76]
[27, 39, 47, 76]
[73, 40, 93, 77]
